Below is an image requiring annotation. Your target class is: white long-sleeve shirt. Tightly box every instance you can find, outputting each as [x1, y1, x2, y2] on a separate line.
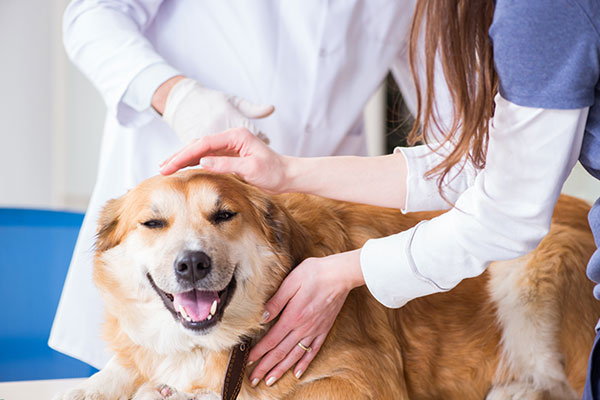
[361, 95, 589, 308]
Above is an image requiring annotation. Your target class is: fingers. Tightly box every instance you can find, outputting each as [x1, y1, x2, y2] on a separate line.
[159, 128, 253, 175]
[249, 332, 314, 387]
[260, 272, 301, 325]
[264, 336, 315, 386]
[247, 271, 314, 386]
[232, 96, 275, 119]
[294, 333, 326, 379]
[159, 148, 185, 173]
[198, 155, 251, 176]
[248, 279, 300, 364]
[248, 333, 326, 387]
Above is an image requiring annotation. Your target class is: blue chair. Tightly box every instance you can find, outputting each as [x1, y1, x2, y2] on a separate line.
[0, 208, 97, 381]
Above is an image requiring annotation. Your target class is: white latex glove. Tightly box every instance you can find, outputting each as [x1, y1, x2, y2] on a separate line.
[162, 78, 274, 144]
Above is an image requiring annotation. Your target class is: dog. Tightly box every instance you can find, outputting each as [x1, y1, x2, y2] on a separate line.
[54, 169, 599, 399]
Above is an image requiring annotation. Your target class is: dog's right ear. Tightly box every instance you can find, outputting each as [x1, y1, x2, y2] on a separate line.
[96, 197, 126, 252]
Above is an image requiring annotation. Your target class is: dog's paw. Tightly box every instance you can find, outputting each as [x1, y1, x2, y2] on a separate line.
[132, 383, 219, 400]
[132, 383, 174, 400]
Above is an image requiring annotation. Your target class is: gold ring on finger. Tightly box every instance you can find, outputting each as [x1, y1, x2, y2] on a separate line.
[297, 341, 312, 352]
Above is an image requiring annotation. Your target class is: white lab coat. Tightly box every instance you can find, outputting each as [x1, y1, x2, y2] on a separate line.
[50, 0, 419, 368]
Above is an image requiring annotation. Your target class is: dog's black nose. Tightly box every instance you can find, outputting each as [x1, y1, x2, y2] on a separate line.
[174, 250, 212, 283]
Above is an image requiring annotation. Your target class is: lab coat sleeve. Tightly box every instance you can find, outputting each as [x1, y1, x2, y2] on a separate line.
[63, 0, 180, 127]
[361, 95, 589, 308]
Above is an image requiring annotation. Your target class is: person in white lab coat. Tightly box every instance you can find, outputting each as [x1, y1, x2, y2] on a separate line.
[49, 0, 424, 368]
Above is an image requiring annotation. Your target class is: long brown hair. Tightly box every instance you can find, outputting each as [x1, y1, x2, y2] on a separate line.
[408, 0, 497, 190]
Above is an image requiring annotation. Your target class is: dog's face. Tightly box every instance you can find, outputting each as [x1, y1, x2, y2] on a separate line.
[94, 170, 302, 353]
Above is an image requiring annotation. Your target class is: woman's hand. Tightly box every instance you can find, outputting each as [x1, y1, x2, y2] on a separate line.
[159, 128, 289, 193]
[248, 249, 365, 387]
[161, 127, 409, 209]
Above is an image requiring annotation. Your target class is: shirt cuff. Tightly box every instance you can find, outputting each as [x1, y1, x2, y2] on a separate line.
[118, 62, 181, 127]
[395, 144, 478, 213]
[395, 145, 444, 213]
[360, 222, 446, 308]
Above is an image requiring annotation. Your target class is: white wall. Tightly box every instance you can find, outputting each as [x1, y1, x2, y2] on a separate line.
[0, 0, 55, 208]
[0, 0, 104, 212]
[563, 163, 600, 205]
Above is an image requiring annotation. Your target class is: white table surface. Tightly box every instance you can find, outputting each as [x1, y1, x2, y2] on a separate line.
[0, 378, 86, 400]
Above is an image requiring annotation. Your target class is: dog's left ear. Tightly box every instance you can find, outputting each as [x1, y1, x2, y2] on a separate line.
[96, 196, 127, 252]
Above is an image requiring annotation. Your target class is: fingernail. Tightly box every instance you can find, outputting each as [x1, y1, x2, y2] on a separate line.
[159, 159, 176, 173]
[261, 311, 270, 323]
[251, 378, 259, 387]
[295, 369, 303, 379]
[200, 158, 213, 168]
[266, 376, 276, 386]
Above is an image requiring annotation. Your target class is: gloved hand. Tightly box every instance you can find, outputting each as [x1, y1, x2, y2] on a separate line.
[162, 78, 274, 144]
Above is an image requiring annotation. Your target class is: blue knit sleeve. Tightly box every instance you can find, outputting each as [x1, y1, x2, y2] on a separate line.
[490, 0, 599, 109]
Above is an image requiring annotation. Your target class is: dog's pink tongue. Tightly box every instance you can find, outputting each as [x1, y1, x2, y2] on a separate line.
[173, 290, 219, 322]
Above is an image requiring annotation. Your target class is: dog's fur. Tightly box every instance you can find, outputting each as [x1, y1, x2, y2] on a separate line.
[55, 170, 599, 400]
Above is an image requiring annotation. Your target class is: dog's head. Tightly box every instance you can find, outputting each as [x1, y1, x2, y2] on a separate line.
[94, 170, 307, 353]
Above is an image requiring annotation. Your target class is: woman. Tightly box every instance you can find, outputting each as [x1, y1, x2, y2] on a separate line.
[161, 0, 600, 396]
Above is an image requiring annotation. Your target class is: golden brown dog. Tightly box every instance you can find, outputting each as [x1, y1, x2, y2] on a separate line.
[55, 170, 599, 399]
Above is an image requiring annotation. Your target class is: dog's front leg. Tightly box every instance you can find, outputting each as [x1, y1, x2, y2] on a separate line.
[52, 356, 140, 400]
[132, 383, 220, 400]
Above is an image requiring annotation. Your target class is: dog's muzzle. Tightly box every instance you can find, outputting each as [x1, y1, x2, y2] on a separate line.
[146, 252, 237, 334]
[174, 250, 212, 284]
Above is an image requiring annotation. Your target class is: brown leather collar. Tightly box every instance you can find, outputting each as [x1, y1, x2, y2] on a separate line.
[221, 337, 251, 400]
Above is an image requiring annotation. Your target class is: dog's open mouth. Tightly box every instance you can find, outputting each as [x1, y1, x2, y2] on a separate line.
[147, 273, 236, 332]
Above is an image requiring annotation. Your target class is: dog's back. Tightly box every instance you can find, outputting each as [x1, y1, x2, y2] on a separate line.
[279, 193, 598, 399]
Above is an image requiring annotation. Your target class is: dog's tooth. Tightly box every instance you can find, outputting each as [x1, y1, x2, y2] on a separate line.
[210, 300, 218, 316]
[207, 314, 212, 320]
[177, 304, 190, 320]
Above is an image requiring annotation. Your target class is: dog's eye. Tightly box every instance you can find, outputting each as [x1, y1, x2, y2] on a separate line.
[213, 210, 237, 224]
[141, 219, 166, 229]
